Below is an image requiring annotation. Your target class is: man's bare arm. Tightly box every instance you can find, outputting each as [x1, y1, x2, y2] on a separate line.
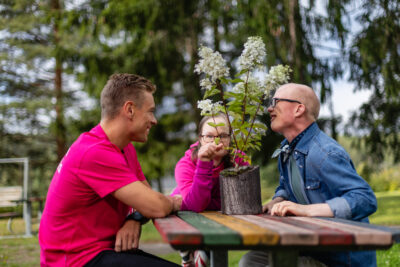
[112, 181, 181, 218]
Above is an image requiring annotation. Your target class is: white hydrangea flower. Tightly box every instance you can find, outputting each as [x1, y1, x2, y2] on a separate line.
[232, 76, 263, 95]
[238, 36, 266, 71]
[194, 46, 229, 83]
[194, 36, 293, 159]
[197, 99, 223, 116]
[264, 64, 291, 95]
[200, 78, 213, 91]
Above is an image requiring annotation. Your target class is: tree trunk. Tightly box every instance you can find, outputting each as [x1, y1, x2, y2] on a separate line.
[52, 0, 67, 162]
[220, 166, 262, 215]
[287, 0, 303, 81]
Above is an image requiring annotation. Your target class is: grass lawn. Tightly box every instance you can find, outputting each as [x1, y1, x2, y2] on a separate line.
[370, 191, 400, 225]
[1, 190, 400, 266]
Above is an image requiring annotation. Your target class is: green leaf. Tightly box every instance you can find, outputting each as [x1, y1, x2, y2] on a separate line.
[204, 88, 220, 99]
[241, 128, 249, 136]
[249, 95, 262, 103]
[225, 91, 244, 99]
[235, 69, 248, 77]
[208, 122, 226, 127]
[229, 78, 244, 83]
[220, 77, 229, 84]
[214, 137, 220, 145]
[253, 123, 268, 130]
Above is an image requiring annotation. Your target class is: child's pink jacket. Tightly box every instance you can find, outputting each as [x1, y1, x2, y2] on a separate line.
[171, 142, 247, 212]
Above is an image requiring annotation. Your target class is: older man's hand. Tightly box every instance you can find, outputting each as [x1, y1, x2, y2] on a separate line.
[270, 201, 307, 216]
[262, 197, 285, 214]
[270, 201, 334, 217]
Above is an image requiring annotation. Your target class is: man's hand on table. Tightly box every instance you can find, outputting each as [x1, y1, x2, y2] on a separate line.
[262, 197, 285, 214]
[270, 200, 334, 217]
[167, 194, 182, 213]
[115, 220, 141, 252]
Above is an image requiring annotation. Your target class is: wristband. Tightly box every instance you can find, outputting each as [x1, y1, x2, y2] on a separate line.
[126, 211, 150, 225]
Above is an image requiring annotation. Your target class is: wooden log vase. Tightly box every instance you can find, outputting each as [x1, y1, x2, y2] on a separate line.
[220, 165, 262, 215]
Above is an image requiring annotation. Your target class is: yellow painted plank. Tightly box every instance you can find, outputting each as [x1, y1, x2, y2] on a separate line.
[201, 211, 279, 245]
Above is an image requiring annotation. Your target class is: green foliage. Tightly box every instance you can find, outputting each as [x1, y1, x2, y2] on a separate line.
[0, 0, 87, 195]
[338, 135, 400, 194]
[369, 167, 400, 192]
[346, 0, 400, 162]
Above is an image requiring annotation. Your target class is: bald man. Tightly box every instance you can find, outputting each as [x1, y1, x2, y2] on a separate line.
[240, 83, 377, 267]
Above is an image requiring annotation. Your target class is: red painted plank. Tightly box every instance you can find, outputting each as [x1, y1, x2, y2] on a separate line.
[259, 215, 354, 245]
[153, 215, 202, 246]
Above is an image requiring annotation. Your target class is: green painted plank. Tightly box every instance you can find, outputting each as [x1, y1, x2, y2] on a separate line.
[177, 211, 241, 245]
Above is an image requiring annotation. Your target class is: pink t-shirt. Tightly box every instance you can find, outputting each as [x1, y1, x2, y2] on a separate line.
[39, 124, 146, 267]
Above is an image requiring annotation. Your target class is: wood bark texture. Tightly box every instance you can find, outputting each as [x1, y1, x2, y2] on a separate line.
[220, 166, 262, 215]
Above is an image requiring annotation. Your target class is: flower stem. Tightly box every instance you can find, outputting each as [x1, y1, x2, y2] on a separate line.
[241, 71, 250, 143]
[230, 148, 239, 171]
[216, 79, 239, 159]
[242, 94, 264, 151]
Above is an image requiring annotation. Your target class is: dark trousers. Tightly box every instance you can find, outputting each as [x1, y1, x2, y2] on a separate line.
[84, 249, 180, 267]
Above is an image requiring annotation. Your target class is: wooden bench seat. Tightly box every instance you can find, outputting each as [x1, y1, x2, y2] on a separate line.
[0, 186, 23, 207]
[0, 186, 23, 234]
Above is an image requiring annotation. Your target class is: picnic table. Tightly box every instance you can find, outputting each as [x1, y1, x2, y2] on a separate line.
[154, 211, 400, 267]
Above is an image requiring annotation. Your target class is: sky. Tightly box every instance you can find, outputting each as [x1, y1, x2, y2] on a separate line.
[319, 80, 372, 123]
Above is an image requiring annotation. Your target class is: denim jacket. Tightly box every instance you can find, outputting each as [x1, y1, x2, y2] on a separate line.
[273, 122, 377, 267]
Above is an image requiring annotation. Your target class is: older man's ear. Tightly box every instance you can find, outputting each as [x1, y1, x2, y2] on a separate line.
[294, 104, 306, 118]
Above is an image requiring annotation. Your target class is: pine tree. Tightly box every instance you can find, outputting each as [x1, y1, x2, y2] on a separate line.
[347, 0, 400, 162]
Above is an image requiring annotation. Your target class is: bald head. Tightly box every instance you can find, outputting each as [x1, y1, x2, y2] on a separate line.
[276, 83, 320, 121]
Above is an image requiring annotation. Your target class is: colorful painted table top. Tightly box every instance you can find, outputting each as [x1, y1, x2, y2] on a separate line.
[153, 211, 400, 250]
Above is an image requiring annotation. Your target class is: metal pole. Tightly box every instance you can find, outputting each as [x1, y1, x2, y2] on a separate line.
[23, 158, 32, 237]
[0, 158, 27, 164]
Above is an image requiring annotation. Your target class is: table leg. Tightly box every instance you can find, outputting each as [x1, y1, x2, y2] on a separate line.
[210, 250, 228, 267]
[269, 250, 298, 267]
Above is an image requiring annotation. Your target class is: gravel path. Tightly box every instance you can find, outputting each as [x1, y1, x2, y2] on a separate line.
[139, 242, 177, 255]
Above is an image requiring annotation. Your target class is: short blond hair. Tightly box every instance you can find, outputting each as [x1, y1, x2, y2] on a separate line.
[100, 73, 156, 119]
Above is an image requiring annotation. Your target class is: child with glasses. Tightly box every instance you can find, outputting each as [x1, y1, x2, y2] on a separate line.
[170, 113, 247, 267]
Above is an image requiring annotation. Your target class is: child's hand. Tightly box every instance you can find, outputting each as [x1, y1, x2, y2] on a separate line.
[198, 142, 224, 161]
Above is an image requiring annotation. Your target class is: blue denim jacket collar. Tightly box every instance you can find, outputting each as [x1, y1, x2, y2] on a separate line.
[280, 122, 319, 156]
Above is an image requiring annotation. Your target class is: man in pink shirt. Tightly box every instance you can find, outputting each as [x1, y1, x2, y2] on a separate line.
[39, 74, 181, 267]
